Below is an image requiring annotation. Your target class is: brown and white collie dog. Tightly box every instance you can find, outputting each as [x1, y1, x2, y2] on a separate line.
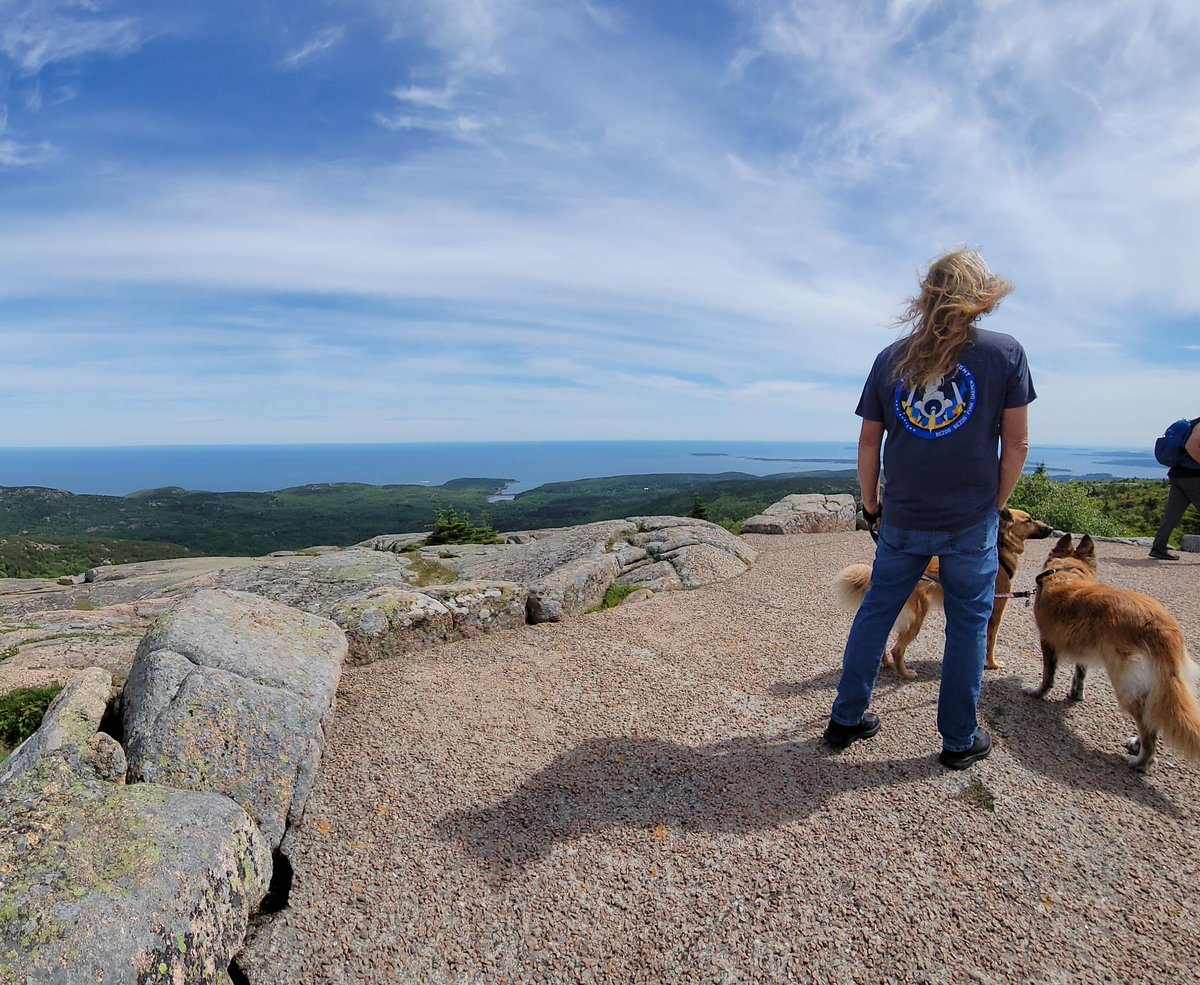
[1028, 533, 1200, 771]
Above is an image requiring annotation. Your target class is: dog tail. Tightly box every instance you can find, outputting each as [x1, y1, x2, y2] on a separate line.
[833, 564, 872, 614]
[1147, 646, 1200, 763]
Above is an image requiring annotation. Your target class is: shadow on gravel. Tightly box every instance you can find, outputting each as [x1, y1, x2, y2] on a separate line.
[442, 734, 939, 877]
[771, 657, 944, 697]
[982, 675, 1183, 818]
[1102, 556, 1198, 570]
[769, 666, 843, 695]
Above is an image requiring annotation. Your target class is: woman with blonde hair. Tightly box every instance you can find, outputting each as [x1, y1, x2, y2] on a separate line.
[824, 250, 1035, 769]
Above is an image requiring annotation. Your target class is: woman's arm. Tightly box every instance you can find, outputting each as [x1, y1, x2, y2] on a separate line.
[998, 405, 1030, 508]
[857, 419, 885, 516]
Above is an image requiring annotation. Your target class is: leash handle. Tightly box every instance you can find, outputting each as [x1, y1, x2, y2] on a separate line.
[862, 504, 881, 543]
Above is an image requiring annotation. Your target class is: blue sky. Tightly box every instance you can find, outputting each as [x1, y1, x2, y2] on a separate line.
[1, 0, 1198, 448]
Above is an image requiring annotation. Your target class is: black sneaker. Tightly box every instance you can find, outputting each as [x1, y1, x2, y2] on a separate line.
[939, 728, 992, 770]
[1149, 547, 1180, 561]
[823, 712, 880, 749]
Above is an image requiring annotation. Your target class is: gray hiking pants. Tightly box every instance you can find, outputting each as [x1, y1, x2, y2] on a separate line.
[1152, 472, 1200, 550]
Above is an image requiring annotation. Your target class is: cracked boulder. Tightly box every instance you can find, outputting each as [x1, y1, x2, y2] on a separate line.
[619, 517, 756, 589]
[0, 666, 125, 786]
[207, 548, 447, 615]
[122, 589, 348, 852]
[361, 516, 757, 623]
[0, 669, 270, 985]
[739, 493, 857, 534]
[328, 582, 528, 665]
[422, 582, 528, 635]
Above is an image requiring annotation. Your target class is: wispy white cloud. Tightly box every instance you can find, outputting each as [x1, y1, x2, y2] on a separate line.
[375, 109, 483, 136]
[734, 0, 1200, 320]
[581, 1, 626, 34]
[357, 0, 517, 74]
[280, 25, 346, 68]
[0, 0, 143, 74]
[1, 0, 1198, 448]
[391, 83, 457, 110]
[0, 135, 55, 165]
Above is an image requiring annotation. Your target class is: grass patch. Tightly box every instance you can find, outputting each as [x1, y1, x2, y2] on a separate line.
[0, 684, 64, 754]
[405, 556, 458, 587]
[72, 597, 96, 611]
[588, 584, 640, 613]
[956, 776, 996, 812]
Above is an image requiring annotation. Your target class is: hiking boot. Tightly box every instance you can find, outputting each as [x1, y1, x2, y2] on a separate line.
[1149, 547, 1180, 561]
[939, 727, 992, 770]
[823, 712, 880, 749]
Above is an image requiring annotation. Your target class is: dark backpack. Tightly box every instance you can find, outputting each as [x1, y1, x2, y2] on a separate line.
[1154, 417, 1200, 468]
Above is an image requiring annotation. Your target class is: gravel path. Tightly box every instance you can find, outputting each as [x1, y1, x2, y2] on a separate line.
[246, 532, 1200, 984]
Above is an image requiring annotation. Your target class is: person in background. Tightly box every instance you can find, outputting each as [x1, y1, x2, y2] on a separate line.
[824, 249, 1035, 770]
[1149, 420, 1200, 560]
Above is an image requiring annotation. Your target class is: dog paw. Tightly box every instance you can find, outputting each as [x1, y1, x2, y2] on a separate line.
[1023, 685, 1049, 699]
[1124, 736, 1141, 754]
[897, 667, 917, 681]
[1067, 688, 1085, 702]
[1125, 753, 1151, 773]
[984, 659, 1006, 670]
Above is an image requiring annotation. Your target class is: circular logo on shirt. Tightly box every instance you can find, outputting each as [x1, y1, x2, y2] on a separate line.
[893, 364, 977, 439]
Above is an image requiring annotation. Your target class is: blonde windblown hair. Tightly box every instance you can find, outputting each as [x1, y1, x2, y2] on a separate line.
[891, 250, 1013, 387]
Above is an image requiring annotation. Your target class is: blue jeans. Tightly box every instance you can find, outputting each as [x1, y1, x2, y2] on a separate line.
[830, 511, 999, 752]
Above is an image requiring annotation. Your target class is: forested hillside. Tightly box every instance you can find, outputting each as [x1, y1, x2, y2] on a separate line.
[2, 471, 1194, 578]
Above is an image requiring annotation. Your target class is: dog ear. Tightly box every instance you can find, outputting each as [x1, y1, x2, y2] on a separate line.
[1074, 535, 1096, 559]
[999, 507, 1013, 524]
[1049, 533, 1073, 558]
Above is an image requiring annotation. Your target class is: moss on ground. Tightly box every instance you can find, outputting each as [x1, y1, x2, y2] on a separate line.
[0, 760, 169, 971]
[956, 776, 996, 812]
[588, 584, 640, 613]
[405, 557, 458, 587]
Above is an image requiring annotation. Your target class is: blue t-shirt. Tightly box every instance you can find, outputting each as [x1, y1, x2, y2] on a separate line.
[856, 328, 1036, 531]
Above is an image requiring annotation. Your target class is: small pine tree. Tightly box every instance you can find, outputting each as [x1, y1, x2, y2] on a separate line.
[426, 506, 503, 545]
[690, 495, 710, 521]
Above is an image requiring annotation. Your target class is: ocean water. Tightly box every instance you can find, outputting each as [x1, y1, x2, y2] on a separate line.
[0, 440, 1168, 498]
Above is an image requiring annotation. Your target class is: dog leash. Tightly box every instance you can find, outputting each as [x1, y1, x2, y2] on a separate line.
[863, 506, 881, 545]
[863, 505, 1037, 605]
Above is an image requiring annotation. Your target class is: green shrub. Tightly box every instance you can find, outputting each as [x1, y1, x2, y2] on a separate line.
[1010, 466, 1121, 537]
[0, 685, 64, 751]
[689, 495, 710, 521]
[719, 518, 742, 536]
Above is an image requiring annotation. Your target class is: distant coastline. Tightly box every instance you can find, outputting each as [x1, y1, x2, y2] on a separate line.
[692, 453, 857, 464]
[0, 440, 1166, 498]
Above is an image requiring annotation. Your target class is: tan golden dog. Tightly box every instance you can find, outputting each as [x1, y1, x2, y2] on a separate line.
[833, 507, 1053, 679]
[1028, 533, 1200, 771]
